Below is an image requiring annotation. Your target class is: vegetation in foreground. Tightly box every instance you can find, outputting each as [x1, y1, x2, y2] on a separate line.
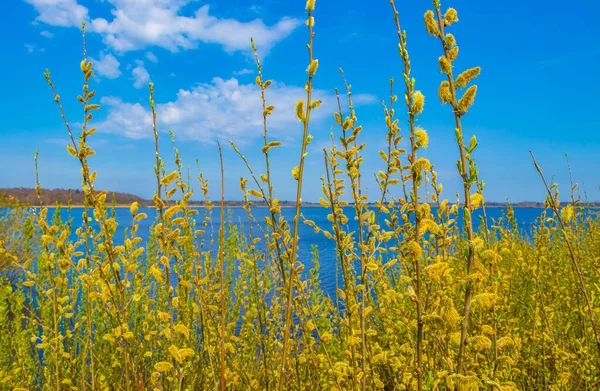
[1, 0, 600, 390]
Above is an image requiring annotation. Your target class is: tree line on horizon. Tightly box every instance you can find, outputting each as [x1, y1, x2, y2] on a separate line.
[1, 187, 598, 208]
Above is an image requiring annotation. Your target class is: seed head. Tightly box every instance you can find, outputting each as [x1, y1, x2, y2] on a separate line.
[458, 85, 477, 115]
[439, 56, 452, 74]
[444, 8, 459, 26]
[438, 81, 453, 104]
[415, 128, 429, 149]
[455, 67, 481, 88]
[424, 10, 440, 37]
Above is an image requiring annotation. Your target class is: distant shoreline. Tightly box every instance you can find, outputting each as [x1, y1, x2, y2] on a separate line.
[2, 188, 598, 209]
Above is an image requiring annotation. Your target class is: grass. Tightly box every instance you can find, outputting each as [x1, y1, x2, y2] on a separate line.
[1, 0, 600, 390]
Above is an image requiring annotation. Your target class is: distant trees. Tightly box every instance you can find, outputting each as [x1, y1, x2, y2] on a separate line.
[0, 187, 145, 206]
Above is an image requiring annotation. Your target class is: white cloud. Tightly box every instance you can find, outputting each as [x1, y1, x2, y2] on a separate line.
[183, 5, 300, 54]
[25, 0, 300, 55]
[145, 51, 158, 63]
[131, 60, 150, 89]
[233, 68, 254, 76]
[89, 52, 121, 79]
[24, 44, 36, 53]
[25, 0, 88, 27]
[40, 30, 54, 38]
[96, 97, 152, 139]
[352, 94, 378, 105]
[95, 77, 377, 143]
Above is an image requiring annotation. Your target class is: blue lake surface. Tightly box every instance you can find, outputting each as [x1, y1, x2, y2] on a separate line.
[37, 206, 546, 296]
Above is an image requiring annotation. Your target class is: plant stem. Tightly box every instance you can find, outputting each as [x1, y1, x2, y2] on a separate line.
[217, 141, 227, 391]
[278, 8, 316, 391]
[389, 1, 424, 386]
[530, 151, 600, 354]
[433, 4, 476, 374]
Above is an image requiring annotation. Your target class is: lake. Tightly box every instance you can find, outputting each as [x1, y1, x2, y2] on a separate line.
[38, 205, 546, 296]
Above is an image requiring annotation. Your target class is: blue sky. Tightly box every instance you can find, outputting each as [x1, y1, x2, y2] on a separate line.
[1, 0, 599, 203]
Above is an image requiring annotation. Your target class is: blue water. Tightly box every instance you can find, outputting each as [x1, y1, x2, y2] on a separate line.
[36, 206, 545, 296]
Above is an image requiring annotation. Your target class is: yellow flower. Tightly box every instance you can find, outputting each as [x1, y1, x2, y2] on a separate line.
[444, 33, 456, 49]
[470, 192, 484, 209]
[154, 361, 173, 372]
[444, 8, 459, 26]
[179, 348, 195, 360]
[292, 166, 300, 180]
[411, 91, 425, 115]
[438, 81, 453, 104]
[169, 345, 183, 364]
[424, 10, 440, 37]
[458, 85, 478, 115]
[439, 56, 452, 74]
[174, 323, 190, 339]
[442, 300, 460, 326]
[472, 292, 497, 310]
[307, 59, 319, 77]
[415, 128, 429, 149]
[470, 335, 492, 351]
[561, 205, 574, 222]
[456, 67, 481, 88]
[130, 201, 139, 216]
[406, 240, 422, 257]
[423, 262, 450, 282]
[412, 157, 432, 174]
[295, 100, 306, 122]
[448, 46, 459, 62]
